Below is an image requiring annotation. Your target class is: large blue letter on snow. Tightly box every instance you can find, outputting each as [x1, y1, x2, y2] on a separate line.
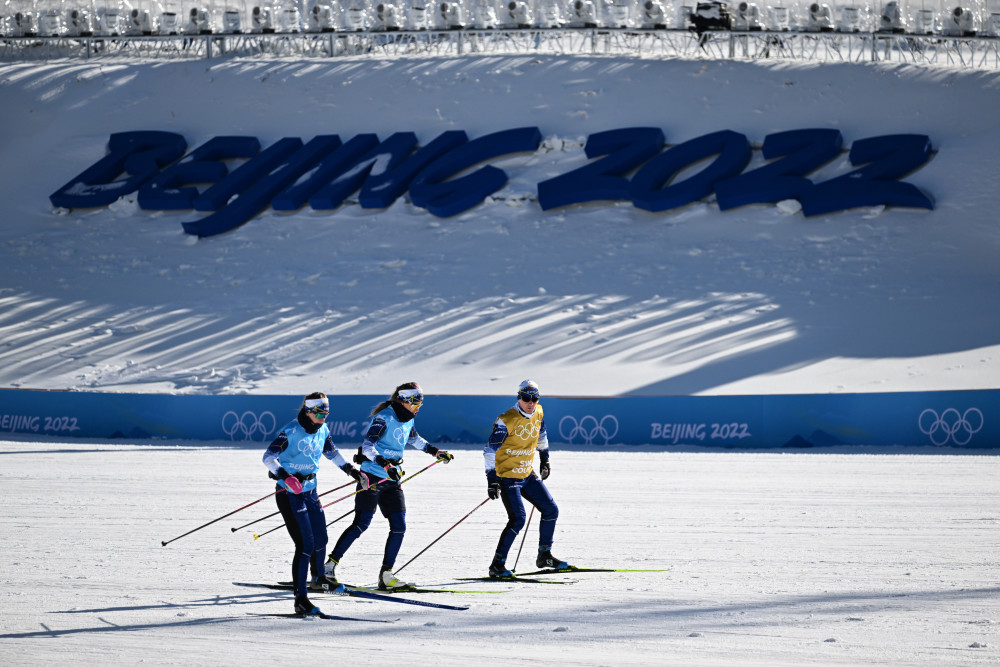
[409, 127, 542, 218]
[49, 131, 187, 209]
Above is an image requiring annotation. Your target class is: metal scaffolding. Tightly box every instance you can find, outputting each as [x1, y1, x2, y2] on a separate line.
[2, 27, 999, 68]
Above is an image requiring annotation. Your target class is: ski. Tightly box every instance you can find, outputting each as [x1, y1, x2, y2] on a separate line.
[513, 566, 669, 576]
[237, 581, 295, 591]
[233, 581, 347, 595]
[249, 612, 391, 623]
[344, 586, 469, 610]
[276, 581, 506, 595]
[348, 584, 508, 595]
[456, 576, 576, 584]
[233, 582, 469, 611]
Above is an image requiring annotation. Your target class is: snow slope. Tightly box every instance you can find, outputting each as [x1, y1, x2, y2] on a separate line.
[1, 57, 999, 398]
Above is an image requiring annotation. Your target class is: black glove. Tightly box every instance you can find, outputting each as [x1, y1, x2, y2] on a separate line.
[424, 445, 453, 463]
[342, 465, 370, 489]
[375, 456, 402, 482]
[540, 461, 551, 480]
[487, 471, 501, 500]
[274, 468, 290, 480]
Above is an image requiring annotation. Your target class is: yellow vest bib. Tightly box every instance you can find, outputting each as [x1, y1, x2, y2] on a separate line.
[493, 405, 544, 479]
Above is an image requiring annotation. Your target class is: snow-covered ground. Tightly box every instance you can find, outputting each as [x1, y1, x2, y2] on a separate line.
[1, 57, 999, 397]
[0, 437, 997, 665]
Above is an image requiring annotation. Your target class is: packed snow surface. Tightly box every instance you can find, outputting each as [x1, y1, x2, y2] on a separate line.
[0, 438, 997, 666]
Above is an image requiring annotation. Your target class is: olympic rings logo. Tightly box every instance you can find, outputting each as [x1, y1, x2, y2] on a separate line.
[221, 410, 277, 442]
[917, 408, 984, 446]
[298, 436, 321, 458]
[513, 422, 541, 441]
[392, 426, 407, 446]
[559, 415, 619, 445]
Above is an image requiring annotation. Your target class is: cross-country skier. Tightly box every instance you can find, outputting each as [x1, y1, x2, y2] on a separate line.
[262, 392, 365, 616]
[484, 379, 573, 578]
[323, 382, 454, 590]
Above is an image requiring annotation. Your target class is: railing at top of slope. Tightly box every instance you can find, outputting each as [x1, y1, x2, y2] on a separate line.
[2, 27, 1000, 69]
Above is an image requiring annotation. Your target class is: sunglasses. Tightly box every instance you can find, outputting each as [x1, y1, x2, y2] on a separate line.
[519, 393, 540, 403]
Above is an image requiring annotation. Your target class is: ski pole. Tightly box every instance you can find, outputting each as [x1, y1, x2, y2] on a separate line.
[162, 489, 282, 547]
[316, 458, 438, 510]
[398, 459, 440, 486]
[513, 505, 535, 571]
[322, 479, 384, 508]
[255, 505, 355, 540]
[254, 481, 385, 540]
[316, 461, 439, 529]
[257, 504, 360, 540]
[231, 480, 354, 532]
[314, 459, 438, 510]
[255, 460, 444, 540]
[325, 507, 356, 529]
[393, 497, 490, 574]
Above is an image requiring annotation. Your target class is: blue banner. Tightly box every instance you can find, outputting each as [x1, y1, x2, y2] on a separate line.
[0, 388, 994, 449]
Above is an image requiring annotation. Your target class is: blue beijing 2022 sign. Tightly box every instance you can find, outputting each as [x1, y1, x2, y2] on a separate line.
[50, 127, 934, 238]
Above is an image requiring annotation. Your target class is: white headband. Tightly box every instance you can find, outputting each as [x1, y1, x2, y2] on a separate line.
[398, 388, 422, 402]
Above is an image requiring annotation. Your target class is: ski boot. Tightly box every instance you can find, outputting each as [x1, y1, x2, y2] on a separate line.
[489, 559, 513, 579]
[324, 555, 339, 580]
[536, 548, 571, 570]
[294, 595, 323, 616]
[378, 566, 413, 591]
[308, 575, 345, 594]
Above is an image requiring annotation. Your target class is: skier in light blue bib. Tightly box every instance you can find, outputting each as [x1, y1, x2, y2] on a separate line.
[263, 392, 366, 616]
[324, 382, 454, 590]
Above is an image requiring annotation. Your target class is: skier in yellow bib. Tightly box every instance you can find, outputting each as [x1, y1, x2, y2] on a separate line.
[484, 380, 572, 578]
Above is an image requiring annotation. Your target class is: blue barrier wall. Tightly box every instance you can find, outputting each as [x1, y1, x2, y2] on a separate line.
[0, 388, 995, 448]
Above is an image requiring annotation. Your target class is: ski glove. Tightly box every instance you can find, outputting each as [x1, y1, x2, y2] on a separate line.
[275, 468, 302, 493]
[540, 461, 551, 480]
[343, 465, 369, 490]
[487, 471, 501, 500]
[375, 456, 402, 482]
[424, 444, 453, 463]
[284, 476, 303, 494]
